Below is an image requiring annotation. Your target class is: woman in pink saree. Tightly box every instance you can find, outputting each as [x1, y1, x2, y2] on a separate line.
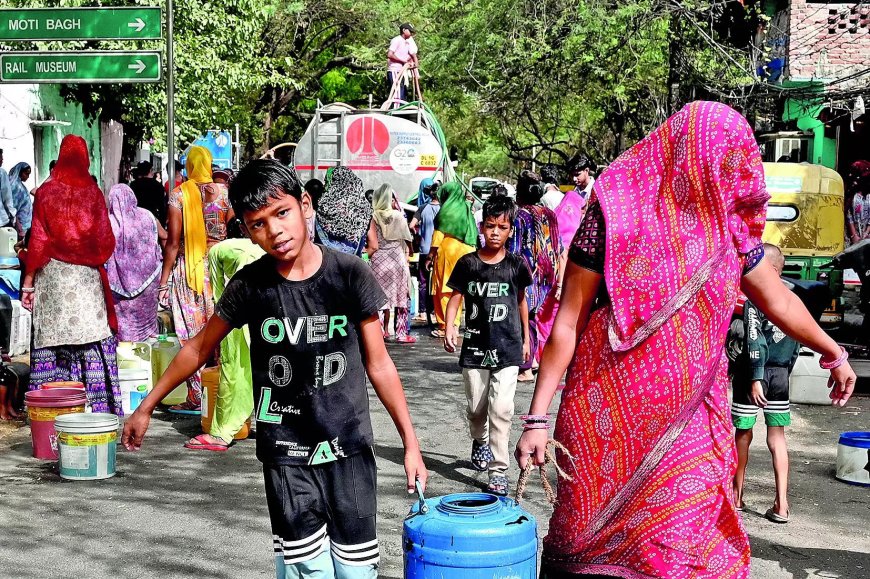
[516, 102, 856, 578]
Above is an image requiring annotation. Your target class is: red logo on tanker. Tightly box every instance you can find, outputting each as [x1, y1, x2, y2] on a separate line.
[346, 117, 390, 156]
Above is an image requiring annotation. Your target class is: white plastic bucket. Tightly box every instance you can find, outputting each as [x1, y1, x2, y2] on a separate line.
[789, 349, 832, 405]
[836, 432, 870, 487]
[119, 368, 151, 416]
[54, 413, 119, 480]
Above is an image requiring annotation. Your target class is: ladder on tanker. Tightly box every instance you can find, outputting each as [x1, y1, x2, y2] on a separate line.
[308, 102, 355, 178]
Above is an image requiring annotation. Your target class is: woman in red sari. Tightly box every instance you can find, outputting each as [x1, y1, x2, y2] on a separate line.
[516, 102, 856, 578]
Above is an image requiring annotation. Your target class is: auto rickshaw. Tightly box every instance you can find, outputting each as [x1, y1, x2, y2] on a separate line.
[761, 162, 845, 326]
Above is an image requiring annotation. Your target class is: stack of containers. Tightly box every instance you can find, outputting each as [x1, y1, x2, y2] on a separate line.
[24, 388, 87, 459]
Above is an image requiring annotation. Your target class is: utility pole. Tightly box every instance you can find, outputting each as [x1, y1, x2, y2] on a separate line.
[166, 0, 175, 189]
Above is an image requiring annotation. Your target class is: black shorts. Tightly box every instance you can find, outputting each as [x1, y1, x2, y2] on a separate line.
[731, 366, 791, 428]
[263, 449, 379, 567]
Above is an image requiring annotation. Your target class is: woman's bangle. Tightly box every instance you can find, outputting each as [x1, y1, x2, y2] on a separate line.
[820, 347, 848, 370]
[20, 287, 34, 294]
[520, 414, 552, 430]
[158, 284, 170, 291]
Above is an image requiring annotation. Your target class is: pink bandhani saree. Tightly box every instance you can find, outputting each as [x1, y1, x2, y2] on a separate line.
[544, 102, 769, 578]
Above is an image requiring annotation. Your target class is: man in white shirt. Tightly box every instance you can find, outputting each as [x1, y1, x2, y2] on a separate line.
[387, 23, 418, 103]
[539, 164, 564, 210]
[569, 153, 596, 197]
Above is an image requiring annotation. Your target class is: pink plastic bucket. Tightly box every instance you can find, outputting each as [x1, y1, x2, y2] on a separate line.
[25, 389, 88, 460]
[40, 381, 86, 391]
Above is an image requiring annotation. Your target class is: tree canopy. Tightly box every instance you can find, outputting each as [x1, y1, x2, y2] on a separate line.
[2, 0, 763, 177]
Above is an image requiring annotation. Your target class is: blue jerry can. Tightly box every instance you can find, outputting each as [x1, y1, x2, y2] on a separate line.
[403, 486, 538, 578]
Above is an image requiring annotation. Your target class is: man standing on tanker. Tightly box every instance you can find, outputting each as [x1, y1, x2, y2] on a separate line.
[387, 23, 418, 103]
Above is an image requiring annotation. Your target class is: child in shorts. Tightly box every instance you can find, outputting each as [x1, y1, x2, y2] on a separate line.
[443, 194, 531, 496]
[123, 160, 427, 578]
[732, 244, 800, 524]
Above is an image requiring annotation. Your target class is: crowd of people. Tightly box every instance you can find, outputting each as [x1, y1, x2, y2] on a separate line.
[1, 102, 864, 579]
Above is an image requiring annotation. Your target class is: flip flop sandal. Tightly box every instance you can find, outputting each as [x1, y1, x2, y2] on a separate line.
[470, 440, 494, 472]
[184, 434, 230, 452]
[430, 329, 445, 339]
[486, 475, 509, 497]
[395, 335, 417, 344]
[764, 507, 789, 524]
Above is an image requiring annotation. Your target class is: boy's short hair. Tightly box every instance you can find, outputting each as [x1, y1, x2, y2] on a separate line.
[229, 159, 303, 218]
[304, 178, 324, 210]
[568, 153, 595, 174]
[482, 194, 517, 223]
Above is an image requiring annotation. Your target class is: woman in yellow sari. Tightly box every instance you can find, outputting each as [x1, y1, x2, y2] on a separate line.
[428, 182, 477, 338]
[158, 147, 233, 413]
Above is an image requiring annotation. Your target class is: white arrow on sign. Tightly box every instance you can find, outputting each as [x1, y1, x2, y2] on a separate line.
[127, 18, 146, 32]
[128, 60, 146, 74]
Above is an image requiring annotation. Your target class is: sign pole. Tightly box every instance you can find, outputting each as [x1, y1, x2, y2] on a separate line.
[166, 0, 175, 191]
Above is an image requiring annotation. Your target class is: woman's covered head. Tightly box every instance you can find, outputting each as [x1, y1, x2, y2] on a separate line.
[186, 146, 213, 184]
[373, 183, 393, 211]
[10, 162, 30, 183]
[53, 135, 93, 187]
[108, 183, 138, 215]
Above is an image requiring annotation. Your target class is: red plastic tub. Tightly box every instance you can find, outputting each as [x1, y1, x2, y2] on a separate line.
[25, 389, 88, 460]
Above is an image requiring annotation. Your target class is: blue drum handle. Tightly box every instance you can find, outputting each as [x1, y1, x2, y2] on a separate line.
[415, 479, 429, 514]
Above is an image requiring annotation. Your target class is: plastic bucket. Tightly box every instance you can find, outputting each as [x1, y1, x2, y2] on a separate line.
[25, 389, 88, 460]
[40, 381, 85, 391]
[119, 368, 151, 416]
[54, 413, 119, 480]
[836, 432, 870, 487]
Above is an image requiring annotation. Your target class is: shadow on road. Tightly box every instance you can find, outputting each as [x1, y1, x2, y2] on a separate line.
[751, 535, 870, 578]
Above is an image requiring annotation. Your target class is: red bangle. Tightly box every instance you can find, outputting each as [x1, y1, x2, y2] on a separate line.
[819, 347, 848, 370]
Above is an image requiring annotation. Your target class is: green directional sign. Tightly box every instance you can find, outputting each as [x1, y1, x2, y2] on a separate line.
[0, 7, 162, 41]
[0, 51, 162, 84]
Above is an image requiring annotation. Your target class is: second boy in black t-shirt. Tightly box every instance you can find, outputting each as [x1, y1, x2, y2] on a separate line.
[444, 194, 531, 496]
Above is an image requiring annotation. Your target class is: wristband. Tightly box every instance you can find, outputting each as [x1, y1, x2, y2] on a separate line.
[820, 347, 848, 370]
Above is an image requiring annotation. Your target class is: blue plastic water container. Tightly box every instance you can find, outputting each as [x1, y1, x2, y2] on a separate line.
[403, 489, 537, 578]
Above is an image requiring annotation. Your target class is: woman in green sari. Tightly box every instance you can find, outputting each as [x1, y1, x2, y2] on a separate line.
[427, 182, 478, 338]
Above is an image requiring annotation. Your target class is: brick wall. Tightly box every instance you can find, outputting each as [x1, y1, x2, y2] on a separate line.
[787, 0, 870, 84]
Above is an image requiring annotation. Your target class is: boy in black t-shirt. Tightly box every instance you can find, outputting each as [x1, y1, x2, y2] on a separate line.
[122, 160, 427, 579]
[444, 194, 531, 496]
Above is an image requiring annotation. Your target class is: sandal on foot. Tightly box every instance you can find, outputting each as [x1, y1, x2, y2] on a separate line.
[764, 507, 789, 524]
[184, 434, 230, 452]
[430, 329, 445, 339]
[470, 440, 494, 471]
[395, 335, 417, 344]
[486, 475, 509, 497]
[167, 402, 202, 415]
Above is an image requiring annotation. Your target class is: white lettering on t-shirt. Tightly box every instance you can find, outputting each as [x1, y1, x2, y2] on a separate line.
[307, 315, 328, 343]
[489, 303, 508, 322]
[467, 281, 510, 297]
[261, 315, 349, 345]
[268, 355, 292, 387]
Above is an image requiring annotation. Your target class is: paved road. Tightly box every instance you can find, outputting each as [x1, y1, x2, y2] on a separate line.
[0, 333, 868, 578]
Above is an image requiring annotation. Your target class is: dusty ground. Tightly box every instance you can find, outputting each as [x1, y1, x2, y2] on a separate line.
[0, 333, 868, 578]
